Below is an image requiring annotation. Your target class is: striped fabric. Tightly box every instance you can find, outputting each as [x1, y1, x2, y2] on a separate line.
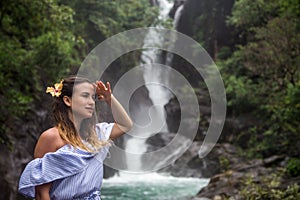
[18, 122, 114, 200]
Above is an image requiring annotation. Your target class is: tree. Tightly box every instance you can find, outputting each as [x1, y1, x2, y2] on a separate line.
[224, 0, 300, 156]
[0, 0, 80, 147]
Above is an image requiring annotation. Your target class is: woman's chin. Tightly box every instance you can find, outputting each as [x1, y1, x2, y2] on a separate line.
[85, 114, 93, 119]
[79, 114, 93, 121]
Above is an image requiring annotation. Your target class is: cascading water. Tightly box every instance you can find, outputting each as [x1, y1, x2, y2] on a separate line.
[125, 0, 173, 171]
[102, 1, 209, 199]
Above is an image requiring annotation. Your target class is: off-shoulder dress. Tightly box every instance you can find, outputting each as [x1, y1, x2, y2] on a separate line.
[18, 122, 114, 200]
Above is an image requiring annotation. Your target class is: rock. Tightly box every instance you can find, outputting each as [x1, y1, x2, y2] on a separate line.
[194, 153, 295, 199]
[197, 169, 244, 199]
[169, 0, 186, 19]
[157, 141, 221, 178]
[164, 97, 181, 133]
[0, 107, 51, 200]
[145, 139, 243, 179]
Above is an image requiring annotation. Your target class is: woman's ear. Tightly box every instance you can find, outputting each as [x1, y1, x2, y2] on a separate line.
[63, 96, 72, 107]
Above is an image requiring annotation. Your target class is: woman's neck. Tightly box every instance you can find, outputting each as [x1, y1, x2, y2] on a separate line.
[68, 111, 82, 133]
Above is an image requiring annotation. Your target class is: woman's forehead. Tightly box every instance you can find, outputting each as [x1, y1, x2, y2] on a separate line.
[74, 82, 94, 93]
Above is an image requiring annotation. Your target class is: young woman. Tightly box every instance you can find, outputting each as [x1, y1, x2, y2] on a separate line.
[18, 76, 133, 200]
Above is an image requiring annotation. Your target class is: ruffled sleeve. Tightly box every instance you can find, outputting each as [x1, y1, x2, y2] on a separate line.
[18, 145, 94, 198]
[96, 122, 114, 140]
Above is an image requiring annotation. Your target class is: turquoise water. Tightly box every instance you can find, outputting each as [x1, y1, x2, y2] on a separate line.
[101, 173, 209, 200]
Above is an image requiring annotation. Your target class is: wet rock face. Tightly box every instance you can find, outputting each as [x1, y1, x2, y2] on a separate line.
[161, 89, 262, 178]
[170, 0, 236, 59]
[0, 108, 51, 200]
[0, 148, 12, 200]
[158, 141, 222, 178]
[164, 97, 181, 133]
[169, 0, 186, 19]
[169, 0, 202, 36]
[148, 90, 269, 182]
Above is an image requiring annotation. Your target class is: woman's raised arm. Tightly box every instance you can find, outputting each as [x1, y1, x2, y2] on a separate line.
[95, 81, 133, 140]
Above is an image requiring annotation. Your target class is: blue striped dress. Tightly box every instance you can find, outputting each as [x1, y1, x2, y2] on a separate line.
[18, 122, 114, 200]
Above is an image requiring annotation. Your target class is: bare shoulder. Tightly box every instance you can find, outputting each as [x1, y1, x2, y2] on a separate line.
[34, 127, 66, 158]
[40, 127, 63, 141]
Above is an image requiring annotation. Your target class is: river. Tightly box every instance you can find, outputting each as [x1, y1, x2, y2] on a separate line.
[101, 173, 209, 200]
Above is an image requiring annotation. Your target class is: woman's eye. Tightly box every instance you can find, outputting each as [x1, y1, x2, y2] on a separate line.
[81, 93, 96, 100]
[81, 93, 90, 98]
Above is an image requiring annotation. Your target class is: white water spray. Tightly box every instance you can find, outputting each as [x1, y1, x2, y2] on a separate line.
[125, 0, 173, 171]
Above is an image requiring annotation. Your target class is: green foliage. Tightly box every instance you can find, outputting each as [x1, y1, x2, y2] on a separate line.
[191, 0, 235, 57]
[264, 81, 300, 135]
[236, 127, 262, 158]
[186, 0, 299, 158]
[224, 75, 256, 114]
[61, 0, 160, 84]
[0, 0, 164, 148]
[217, 51, 258, 115]
[219, 0, 300, 157]
[240, 170, 300, 199]
[236, 126, 283, 159]
[278, 0, 300, 18]
[219, 156, 230, 171]
[242, 17, 299, 87]
[62, 0, 158, 48]
[286, 158, 300, 177]
[0, 0, 80, 146]
[249, 81, 300, 157]
[228, 0, 277, 29]
[95, 0, 158, 35]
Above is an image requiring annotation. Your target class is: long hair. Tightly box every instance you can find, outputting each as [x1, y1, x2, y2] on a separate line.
[52, 76, 109, 152]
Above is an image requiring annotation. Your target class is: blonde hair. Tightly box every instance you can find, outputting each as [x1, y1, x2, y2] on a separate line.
[51, 76, 109, 152]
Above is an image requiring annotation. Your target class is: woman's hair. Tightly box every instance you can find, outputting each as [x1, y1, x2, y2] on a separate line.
[52, 76, 109, 152]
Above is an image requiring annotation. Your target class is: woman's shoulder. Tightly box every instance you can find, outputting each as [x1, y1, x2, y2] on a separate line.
[34, 127, 66, 158]
[42, 127, 66, 145]
[41, 127, 60, 138]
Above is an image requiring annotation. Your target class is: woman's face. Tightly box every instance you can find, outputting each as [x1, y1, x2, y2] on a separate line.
[70, 82, 95, 120]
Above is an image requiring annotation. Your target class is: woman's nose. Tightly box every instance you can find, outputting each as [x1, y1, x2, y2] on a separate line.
[89, 96, 95, 105]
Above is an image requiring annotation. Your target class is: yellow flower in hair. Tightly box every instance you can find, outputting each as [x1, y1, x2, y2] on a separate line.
[46, 80, 63, 97]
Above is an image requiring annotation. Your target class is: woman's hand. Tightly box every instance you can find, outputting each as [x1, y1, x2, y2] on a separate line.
[95, 80, 133, 139]
[94, 81, 112, 103]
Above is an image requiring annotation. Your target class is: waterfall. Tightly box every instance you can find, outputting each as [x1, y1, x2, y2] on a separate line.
[173, 4, 184, 29]
[101, 3, 210, 199]
[124, 0, 173, 172]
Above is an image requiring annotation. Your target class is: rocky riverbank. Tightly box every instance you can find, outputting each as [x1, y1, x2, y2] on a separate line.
[148, 136, 300, 199]
[160, 81, 299, 199]
[192, 150, 300, 199]
[160, 95, 300, 199]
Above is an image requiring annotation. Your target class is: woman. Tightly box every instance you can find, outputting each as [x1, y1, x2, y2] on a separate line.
[18, 76, 133, 200]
